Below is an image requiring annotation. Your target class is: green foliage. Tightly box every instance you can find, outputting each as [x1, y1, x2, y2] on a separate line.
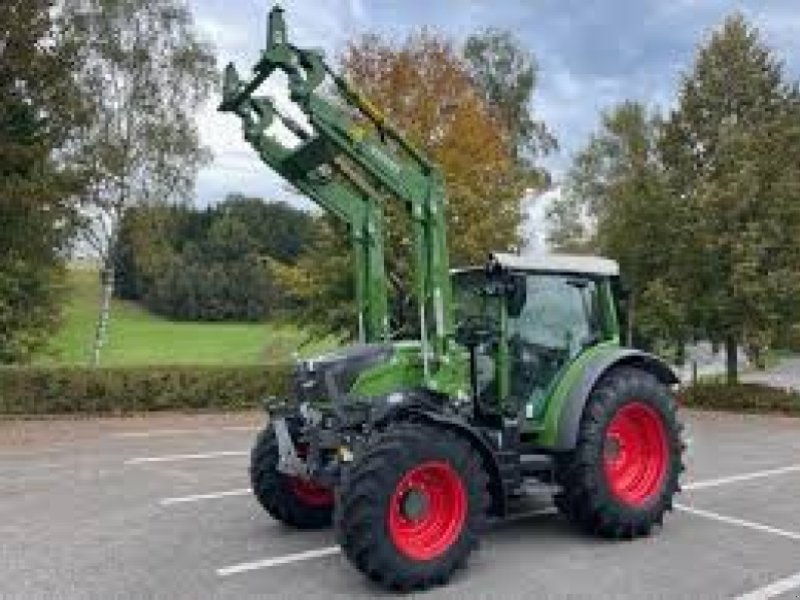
[114, 196, 314, 321]
[548, 101, 681, 350]
[680, 383, 800, 415]
[39, 267, 335, 366]
[270, 217, 358, 339]
[0, 364, 291, 415]
[463, 27, 556, 178]
[219, 194, 314, 263]
[0, 0, 91, 363]
[549, 14, 800, 382]
[660, 14, 800, 381]
[67, 0, 217, 221]
[0, 263, 67, 363]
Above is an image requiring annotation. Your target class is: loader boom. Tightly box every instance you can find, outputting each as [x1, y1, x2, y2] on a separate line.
[219, 6, 455, 380]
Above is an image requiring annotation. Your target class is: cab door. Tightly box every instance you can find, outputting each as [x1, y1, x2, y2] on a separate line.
[506, 273, 603, 419]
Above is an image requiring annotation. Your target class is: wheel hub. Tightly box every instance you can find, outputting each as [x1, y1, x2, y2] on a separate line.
[400, 488, 429, 521]
[604, 434, 622, 462]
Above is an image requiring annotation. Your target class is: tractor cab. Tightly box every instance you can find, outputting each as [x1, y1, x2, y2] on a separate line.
[452, 253, 620, 427]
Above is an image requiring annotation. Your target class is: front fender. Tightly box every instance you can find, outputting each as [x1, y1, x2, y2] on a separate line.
[540, 346, 678, 451]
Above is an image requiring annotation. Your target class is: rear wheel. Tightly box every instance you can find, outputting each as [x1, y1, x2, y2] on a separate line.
[555, 367, 684, 538]
[336, 423, 489, 591]
[249, 425, 334, 529]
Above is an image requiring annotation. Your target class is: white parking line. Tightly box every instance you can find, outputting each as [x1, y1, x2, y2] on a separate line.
[125, 450, 247, 465]
[217, 547, 342, 576]
[675, 503, 800, 542]
[160, 488, 250, 505]
[215, 507, 555, 577]
[112, 426, 257, 439]
[684, 465, 800, 491]
[734, 570, 800, 600]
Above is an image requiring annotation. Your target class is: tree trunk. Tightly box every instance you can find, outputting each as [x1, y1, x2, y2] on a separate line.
[724, 334, 738, 385]
[91, 263, 114, 367]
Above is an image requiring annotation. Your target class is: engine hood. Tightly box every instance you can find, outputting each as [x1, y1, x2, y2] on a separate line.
[294, 343, 398, 404]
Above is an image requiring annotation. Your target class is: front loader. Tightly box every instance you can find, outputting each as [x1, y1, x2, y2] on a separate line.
[219, 6, 685, 591]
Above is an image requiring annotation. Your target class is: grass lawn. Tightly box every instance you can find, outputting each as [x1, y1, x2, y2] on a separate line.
[36, 267, 337, 366]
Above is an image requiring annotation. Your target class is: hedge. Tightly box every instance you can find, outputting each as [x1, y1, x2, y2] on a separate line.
[4, 366, 799, 418]
[680, 382, 800, 415]
[0, 364, 292, 416]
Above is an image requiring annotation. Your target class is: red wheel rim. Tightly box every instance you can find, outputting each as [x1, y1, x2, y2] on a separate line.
[603, 401, 669, 506]
[287, 443, 333, 507]
[388, 461, 467, 561]
[288, 476, 334, 506]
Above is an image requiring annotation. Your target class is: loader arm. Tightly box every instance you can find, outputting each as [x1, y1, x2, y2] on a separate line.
[219, 6, 456, 381]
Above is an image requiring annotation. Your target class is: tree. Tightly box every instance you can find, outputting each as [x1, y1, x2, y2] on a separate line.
[276, 30, 551, 338]
[270, 217, 356, 339]
[547, 101, 684, 352]
[216, 194, 315, 263]
[0, 0, 90, 363]
[112, 198, 314, 321]
[463, 28, 556, 170]
[661, 14, 800, 382]
[66, 0, 216, 364]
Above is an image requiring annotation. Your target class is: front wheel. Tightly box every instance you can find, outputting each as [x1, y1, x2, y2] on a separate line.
[249, 424, 334, 529]
[555, 367, 684, 538]
[336, 423, 489, 591]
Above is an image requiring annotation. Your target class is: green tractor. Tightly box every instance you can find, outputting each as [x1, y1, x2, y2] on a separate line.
[220, 6, 684, 591]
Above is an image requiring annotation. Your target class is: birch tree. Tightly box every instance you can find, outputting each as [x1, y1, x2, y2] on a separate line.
[67, 0, 216, 364]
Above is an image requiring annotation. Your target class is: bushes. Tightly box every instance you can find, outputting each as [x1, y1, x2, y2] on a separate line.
[0, 364, 292, 416]
[114, 196, 314, 322]
[680, 382, 800, 415]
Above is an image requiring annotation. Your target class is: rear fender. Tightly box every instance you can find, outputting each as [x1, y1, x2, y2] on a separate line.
[543, 348, 678, 451]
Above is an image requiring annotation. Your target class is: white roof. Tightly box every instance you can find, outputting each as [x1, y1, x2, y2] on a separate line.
[490, 252, 619, 277]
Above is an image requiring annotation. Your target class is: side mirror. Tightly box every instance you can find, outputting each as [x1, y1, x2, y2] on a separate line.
[506, 275, 526, 318]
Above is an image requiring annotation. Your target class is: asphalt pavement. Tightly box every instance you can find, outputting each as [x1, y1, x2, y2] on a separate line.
[1, 409, 800, 599]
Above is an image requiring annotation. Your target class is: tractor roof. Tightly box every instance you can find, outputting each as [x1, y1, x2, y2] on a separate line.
[452, 253, 620, 277]
[490, 252, 619, 277]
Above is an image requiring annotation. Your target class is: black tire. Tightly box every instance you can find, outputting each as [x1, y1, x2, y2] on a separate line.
[249, 425, 333, 529]
[336, 423, 490, 591]
[554, 366, 684, 538]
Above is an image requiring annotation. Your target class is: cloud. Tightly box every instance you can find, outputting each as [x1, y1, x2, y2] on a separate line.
[522, 186, 562, 253]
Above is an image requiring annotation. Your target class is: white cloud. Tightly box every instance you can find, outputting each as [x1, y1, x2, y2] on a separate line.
[521, 186, 562, 253]
[191, 0, 369, 206]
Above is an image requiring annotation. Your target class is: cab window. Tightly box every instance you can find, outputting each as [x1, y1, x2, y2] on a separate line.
[508, 274, 602, 416]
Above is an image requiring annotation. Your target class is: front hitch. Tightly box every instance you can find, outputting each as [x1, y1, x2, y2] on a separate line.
[272, 417, 308, 477]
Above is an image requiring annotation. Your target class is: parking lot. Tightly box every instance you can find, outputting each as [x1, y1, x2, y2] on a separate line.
[1, 409, 799, 599]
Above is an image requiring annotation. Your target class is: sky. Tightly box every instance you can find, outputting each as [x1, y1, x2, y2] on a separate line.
[189, 0, 800, 248]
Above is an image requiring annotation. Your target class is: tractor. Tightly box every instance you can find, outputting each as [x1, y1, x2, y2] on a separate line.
[219, 6, 684, 591]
